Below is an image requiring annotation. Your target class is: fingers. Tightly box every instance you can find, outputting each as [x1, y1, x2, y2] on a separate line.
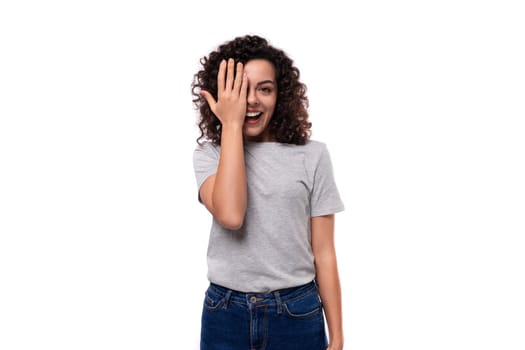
[210, 58, 246, 125]
[225, 58, 235, 92]
[233, 61, 244, 94]
[218, 58, 245, 97]
[239, 71, 248, 100]
[217, 60, 227, 93]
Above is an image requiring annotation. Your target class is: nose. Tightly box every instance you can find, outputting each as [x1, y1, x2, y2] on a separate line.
[247, 87, 259, 106]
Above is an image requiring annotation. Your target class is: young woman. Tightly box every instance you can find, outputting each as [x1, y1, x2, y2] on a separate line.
[192, 35, 345, 350]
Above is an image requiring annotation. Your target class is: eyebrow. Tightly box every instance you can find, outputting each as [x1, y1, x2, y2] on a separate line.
[256, 80, 275, 86]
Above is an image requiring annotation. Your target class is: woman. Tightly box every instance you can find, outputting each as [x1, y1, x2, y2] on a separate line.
[192, 34, 345, 350]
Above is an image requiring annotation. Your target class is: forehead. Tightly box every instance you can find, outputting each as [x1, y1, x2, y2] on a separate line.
[244, 59, 276, 80]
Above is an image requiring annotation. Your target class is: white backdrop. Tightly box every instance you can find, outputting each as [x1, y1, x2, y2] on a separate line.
[1, 0, 524, 349]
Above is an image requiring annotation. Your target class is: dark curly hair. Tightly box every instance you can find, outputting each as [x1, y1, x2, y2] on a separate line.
[191, 35, 311, 145]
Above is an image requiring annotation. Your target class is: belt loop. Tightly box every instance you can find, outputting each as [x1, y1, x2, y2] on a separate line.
[222, 290, 232, 310]
[274, 290, 282, 314]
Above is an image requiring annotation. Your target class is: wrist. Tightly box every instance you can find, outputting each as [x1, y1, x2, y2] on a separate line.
[220, 120, 244, 129]
[220, 122, 244, 139]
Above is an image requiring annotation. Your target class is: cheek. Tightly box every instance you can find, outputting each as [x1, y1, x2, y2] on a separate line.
[266, 97, 277, 113]
[264, 102, 275, 115]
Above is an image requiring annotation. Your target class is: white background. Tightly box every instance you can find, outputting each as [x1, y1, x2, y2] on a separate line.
[1, 0, 524, 349]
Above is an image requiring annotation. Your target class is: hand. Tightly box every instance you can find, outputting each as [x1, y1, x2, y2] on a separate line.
[200, 58, 248, 127]
[327, 344, 343, 350]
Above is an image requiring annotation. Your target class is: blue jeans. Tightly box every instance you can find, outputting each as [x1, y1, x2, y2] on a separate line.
[200, 281, 328, 350]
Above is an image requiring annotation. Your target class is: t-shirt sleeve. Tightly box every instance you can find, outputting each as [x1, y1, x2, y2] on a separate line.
[310, 145, 345, 217]
[193, 142, 219, 203]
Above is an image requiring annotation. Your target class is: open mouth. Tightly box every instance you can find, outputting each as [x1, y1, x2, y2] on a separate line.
[245, 112, 263, 124]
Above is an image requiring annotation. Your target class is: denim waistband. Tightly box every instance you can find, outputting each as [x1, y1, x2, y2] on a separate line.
[208, 280, 317, 312]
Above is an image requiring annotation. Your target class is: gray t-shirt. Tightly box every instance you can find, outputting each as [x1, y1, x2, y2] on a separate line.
[193, 140, 345, 293]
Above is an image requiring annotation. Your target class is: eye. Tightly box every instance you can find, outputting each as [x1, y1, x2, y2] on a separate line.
[258, 87, 273, 94]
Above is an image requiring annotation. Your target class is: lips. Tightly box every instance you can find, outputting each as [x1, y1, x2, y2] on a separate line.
[246, 112, 262, 118]
[245, 111, 262, 124]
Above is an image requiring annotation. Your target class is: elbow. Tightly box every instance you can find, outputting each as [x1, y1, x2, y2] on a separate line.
[211, 198, 246, 230]
[216, 212, 245, 230]
[220, 216, 244, 230]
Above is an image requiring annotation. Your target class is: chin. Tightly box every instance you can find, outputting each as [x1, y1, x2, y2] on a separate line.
[244, 129, 270, 142]
[243, 114, 273, 141]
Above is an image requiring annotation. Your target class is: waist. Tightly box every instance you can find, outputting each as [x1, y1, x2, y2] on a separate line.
[208, 280, 317, 305]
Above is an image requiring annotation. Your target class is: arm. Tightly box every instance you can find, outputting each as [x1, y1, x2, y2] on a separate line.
[311, 214, 344, 350]
[199, 59, 248, 230]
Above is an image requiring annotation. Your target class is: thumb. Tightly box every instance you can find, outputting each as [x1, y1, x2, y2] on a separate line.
[200, 90, 216, 110]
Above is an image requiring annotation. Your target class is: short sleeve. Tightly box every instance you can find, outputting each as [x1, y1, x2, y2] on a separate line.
[310, 145, 345, 217]
[193, 142, 220, 202]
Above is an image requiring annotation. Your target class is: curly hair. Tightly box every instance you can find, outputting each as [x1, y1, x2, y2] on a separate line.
[191, 35, 311, 145]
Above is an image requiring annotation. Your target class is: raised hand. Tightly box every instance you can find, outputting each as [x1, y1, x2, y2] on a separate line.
[201, 58, 248, 127]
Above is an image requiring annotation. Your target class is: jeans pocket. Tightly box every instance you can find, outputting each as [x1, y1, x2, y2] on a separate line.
[203, 289, 225, 311]
[283, 289, 322, 319]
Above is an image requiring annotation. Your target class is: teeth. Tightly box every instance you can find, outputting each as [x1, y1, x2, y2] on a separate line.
[246, 112, 262, 117]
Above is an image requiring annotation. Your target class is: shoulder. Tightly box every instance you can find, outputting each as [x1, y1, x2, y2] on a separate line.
[193, 141, 220, 161]
[302, 139, 330, 158]
[194, 141, 220, 153]
[302, 139, 342, 174]
[303, 139, 327, 150]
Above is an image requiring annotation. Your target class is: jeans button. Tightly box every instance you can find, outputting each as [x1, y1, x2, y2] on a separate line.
[250, 296, 257, 303]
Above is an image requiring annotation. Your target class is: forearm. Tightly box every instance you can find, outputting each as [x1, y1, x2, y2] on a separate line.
[316, 255, 343, 348]
[212, 123, 247, 228]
